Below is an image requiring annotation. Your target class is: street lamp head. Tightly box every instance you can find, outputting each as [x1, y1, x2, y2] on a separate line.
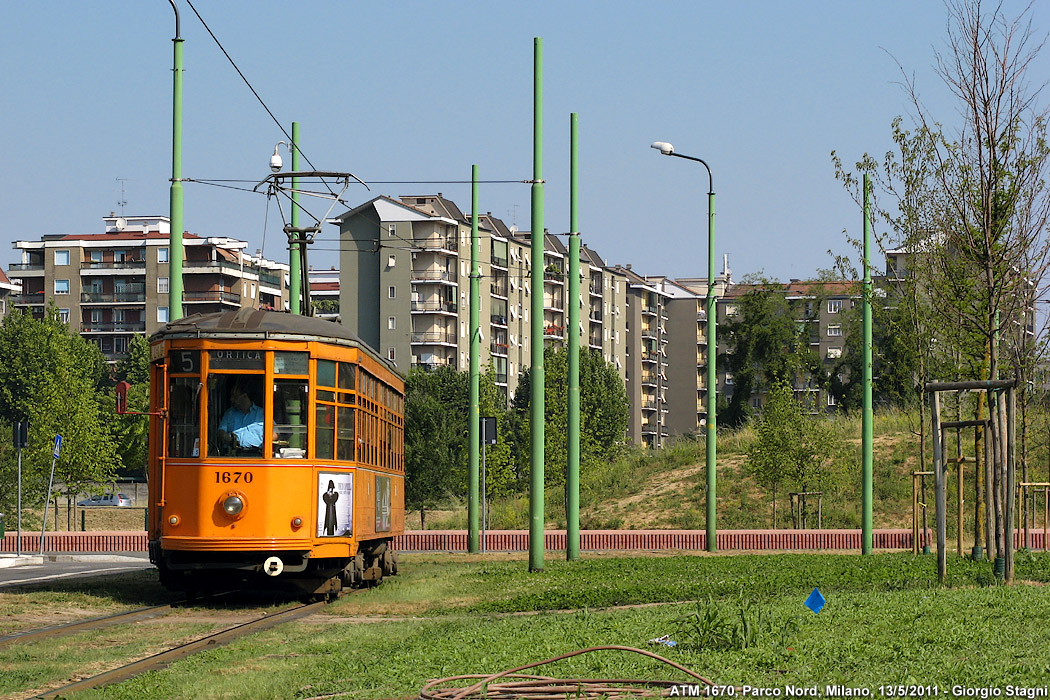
[651, 141, 675, 156]
[269, 141, 287, 173]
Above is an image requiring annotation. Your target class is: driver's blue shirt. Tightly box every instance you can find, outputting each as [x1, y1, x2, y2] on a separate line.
[218, 403, 265, 448]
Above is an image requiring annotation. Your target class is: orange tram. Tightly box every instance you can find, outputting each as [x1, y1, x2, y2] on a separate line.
[146, 309, 404, 596]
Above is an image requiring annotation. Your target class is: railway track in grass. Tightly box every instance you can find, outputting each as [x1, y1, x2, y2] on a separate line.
[10, 596, 334, 700]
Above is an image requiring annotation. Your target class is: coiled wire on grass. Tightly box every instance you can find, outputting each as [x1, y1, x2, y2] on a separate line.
[418, 645, 716, 699]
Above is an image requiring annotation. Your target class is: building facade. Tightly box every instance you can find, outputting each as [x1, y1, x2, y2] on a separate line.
[716, 280, 861, 414]
[337, 195, 632, 403]
[10, 214, 288, 361]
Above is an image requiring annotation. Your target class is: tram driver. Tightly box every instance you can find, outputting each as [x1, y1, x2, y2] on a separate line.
[214, 380, 265, 456]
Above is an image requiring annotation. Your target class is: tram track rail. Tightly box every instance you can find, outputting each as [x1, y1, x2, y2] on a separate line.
[10, 595, 333, 700]
[0, 601, 181, 648]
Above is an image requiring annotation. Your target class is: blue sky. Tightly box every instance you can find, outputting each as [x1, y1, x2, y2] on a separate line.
[3, 1, 1048, 282]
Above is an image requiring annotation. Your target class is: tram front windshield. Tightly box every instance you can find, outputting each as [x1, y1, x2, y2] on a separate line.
[208, 374, 266, 457]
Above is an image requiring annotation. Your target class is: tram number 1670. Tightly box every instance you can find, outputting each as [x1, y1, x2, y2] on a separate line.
[215, 471, 254, 484]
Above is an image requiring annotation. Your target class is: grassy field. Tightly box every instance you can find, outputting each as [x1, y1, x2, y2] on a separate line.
[4, 550, 1050, 699]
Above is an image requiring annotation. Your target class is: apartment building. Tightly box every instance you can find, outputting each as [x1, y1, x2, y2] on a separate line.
[0, 269, 20, 319]
[716, 280, 861, 413]
[10, 214, 289, 361]
[337, 194, 632, 405]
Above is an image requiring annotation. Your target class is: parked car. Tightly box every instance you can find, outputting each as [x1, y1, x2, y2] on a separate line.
[77, 493, 132, 507]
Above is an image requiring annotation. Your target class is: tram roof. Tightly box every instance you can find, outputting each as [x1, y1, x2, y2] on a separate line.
[152, 309, 399, 375]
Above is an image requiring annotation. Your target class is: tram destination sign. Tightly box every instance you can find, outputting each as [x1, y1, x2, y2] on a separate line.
[209, 350, 265, 370]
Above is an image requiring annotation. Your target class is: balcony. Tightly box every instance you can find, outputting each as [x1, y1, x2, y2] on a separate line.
[411, 269, 458, 283]
[259, 272, 282, 287]
[589, 282, 602, 295]
[411, 300, 458, 314]
[544, 268, 564, 283]
[491, 255, 509, 268]
[12, 293, 46, 305]
[641, 372, 658, 387]
[491, 283, 508, 297]
[183, 291, 241, 304]
[81, 322, 147, 333]
[490, 341, 509, 356]
[183, 259, 246, 275]
[543, 324, 564, 339]
[589, 309, 602, 322]
[490, 314, 508, 326]
[8, 262, 43, 272]
[410, 331, 457, 345]
[82, 289, 147, 304]
[411, 359, 456, 371]
[641, 351, 658, 364]
[588, 334, 602, 348]
[416, 236, 457, 252]
[493, 372, 509, 385]
[81, 260, 146, 270]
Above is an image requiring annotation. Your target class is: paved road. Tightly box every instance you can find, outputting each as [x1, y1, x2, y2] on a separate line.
[0, 553, 153, 588]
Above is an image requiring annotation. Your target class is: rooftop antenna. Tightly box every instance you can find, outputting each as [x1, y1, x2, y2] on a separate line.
[116, 178, 129, 215]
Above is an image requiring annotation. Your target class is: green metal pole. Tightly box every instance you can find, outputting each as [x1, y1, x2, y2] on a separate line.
[529, 37, 545, 573]
[862, 174, 874, 554]
[567, 113, 580, 561]
[168, 8, 184, 322]
[706, 189, 717, 552]
[468, 165, 481, 553]
[289, 122, 302, 314]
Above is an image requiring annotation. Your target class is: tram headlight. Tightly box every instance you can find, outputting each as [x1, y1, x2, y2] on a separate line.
[219, 490, 247, 520]
[223, 495, 244, 516]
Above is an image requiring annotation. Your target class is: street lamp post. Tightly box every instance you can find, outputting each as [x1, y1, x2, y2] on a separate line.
[651, 141, 717, 552]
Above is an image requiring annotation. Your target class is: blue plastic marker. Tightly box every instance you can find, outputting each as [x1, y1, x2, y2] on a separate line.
[805, 587, 825, 614]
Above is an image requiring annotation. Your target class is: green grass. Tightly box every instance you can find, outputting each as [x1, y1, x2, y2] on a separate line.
[8, 551, 1050, 699]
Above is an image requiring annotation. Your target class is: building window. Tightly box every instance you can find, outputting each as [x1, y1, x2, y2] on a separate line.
[827, 347, 842, 359]
[90, 250, 103, 263]
[828, 299, 842, 314]
[827, 392, 837, 407]
[158, 277, 169, 294]
[55, 280, 70, 295]
[387, 224, 396, 238]
[158, 247, 169, 263]
[58, 308, 69, 324]
[158, 306, 169, 323]
[388, 286, 396, 299]
[387, 317, 396, 330]
[827, 324, 842, 337]
[55, 250, 70, 266]
[114, 336, 129, 354]
[725, 304, 739, 317]
[91, 309, 102, 324]
[725, 373, 734, 385]
[387, 347, 396, 361]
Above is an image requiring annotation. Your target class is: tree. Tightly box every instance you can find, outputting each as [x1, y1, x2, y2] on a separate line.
[403, 365, 513, 526]
[0, 309, 119, 519]
[834, 0, 1050, 577]
[747, 382, 838, 527]
[722, 284, 822, 427]
[112, 334, 151, 478]
[512, 346, 629, 487]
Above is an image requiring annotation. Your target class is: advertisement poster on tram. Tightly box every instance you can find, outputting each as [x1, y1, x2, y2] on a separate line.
[317, 472, 353, 537]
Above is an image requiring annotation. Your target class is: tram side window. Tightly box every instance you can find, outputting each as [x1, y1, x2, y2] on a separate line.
[273, 380, 308, 458]
[168, 377, 201, 457]
[208, 374, 265, 457]
[316, 359, 355, 462]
